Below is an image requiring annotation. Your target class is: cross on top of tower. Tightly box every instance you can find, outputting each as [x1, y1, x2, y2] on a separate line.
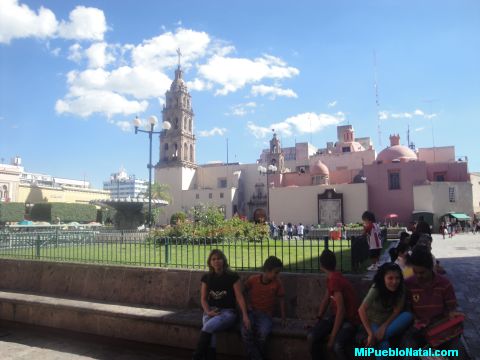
[176, 48, 182, 68]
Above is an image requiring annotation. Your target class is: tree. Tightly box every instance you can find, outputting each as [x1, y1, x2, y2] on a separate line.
[140, 183, 171, 226]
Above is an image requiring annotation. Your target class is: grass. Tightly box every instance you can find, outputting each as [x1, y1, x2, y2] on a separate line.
[0, 238, 354, 273]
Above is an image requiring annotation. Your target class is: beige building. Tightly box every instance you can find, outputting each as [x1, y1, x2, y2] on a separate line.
[0, 157, 109, 207]
[471, 173, 480, 215]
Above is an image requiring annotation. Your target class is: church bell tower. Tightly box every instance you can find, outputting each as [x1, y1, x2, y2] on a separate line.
[158, 50, 196, 169]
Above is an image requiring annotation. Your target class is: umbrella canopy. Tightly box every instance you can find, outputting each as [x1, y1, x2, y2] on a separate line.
[17, 220, 33, 225]
[385, 213, 398, 219]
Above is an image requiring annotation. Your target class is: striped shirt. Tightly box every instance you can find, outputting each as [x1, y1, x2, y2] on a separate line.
[405, 273, 457, 325]
[364, 223, 382, 250]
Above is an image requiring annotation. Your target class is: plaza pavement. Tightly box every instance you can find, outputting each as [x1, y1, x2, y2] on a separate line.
[431, 232, 480, 360]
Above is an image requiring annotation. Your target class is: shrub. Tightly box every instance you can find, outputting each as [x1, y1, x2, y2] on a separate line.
[170, 211, 187, 225]
[0, 203, 25, 223]
[31, 203, 97, 223]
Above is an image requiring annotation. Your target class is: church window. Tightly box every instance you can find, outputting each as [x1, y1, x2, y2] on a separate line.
[218, 178, 227, 188]
[175, 118, 179, 129]
[220, 193, 224, 199]
[174, 143, 178, 158]
[388, 171, 401, 190]
[189, 118, 192, 132]
[183, 116, 187, 130]
[342, 146, 351, 153]
[190, 144, 194, 162]
[209, 193, 213, 199]
[184, 143, 188, 161]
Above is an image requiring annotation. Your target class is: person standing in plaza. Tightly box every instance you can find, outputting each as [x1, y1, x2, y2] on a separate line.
[362, 211, 382, 271]
[287, 222, 293, 240]
[193, 249, 250, 360]
[297, 223, 305, 239]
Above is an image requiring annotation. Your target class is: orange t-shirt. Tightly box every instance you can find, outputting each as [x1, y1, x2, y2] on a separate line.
[245, 274, 285, 316]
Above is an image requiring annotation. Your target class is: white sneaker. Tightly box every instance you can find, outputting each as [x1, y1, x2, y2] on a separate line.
[367, 264, 378, 271]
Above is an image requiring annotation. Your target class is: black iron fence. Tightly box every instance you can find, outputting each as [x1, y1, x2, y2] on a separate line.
[0, 228, 393, 273]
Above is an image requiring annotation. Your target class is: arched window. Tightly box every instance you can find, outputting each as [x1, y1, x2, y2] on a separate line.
[190, 144, 194, 162]
[175, 118, 179, 129]
[189, 118, 192, 132]
[183, 116, 187, 130]
[174, 143, 178, 158]
[184, 143, 188, 161]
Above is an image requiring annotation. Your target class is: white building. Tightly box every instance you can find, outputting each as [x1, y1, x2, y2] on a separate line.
[103, 168, 149, 200]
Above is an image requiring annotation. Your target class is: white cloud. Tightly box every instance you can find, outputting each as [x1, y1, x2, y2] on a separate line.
[328, 100, 337, 108]
[57, 6, 106, 41]
[247, 112, 344, 139]
[51, 47, 61, 56]
[115, 120, 133, 132]
[0, 0, 58, 43]
[379, 109, 437, 120]
[198, 127, 227, 137]
[186, 78, 213, 91]
[415, 127, 425, 132]
[198, 54, 299, 95]
[0, 1, 106, 43]
[251, 85, 297, 99]
[85, 42, 115, 68]
[55, 90, 148, 118]
[132, 28, 212, 70]
[226, 102, 257, 117]
[68, 43, 83, 62]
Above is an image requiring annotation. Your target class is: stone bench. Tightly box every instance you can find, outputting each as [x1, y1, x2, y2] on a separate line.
[0, 259, 370, 359]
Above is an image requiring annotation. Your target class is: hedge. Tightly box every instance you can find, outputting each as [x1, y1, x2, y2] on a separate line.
[0, 203, 25, 223]
[30, 203, 97, 223]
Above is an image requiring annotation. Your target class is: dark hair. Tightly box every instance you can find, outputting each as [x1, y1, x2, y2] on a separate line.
[409, 233, 420, 248]
[320, 249, 336, 271]
[409, 246, 434, 270]
[362, 211, 376, 223]
[263, 256, 283, 271]
[372, 263, 404, 308]
[390, 242, 410, 262]
[399, 232, 410, 242]
[207, 249, 229, 273]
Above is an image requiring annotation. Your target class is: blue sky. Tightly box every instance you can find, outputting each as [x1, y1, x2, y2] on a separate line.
[1, 0, 479, 187]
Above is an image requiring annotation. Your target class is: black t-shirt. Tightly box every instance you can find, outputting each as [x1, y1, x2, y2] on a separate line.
[201, 271, 240, 309]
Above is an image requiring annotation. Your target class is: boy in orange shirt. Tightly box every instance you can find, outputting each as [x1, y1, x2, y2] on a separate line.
[242, 256, 286, 360]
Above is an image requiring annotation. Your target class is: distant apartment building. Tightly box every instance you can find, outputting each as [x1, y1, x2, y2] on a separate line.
[103, 168, 149, 200]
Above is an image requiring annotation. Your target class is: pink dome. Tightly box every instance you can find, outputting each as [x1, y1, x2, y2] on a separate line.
[310, 160, 329, 175]
[377, 145, 417, 163]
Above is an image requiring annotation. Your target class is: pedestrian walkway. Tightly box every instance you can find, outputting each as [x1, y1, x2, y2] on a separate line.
[0, 321, 193, 360]
[431, 233, 480, 360]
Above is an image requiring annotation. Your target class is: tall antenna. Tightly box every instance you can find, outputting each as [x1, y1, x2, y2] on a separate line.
[424, 99, 436, 162]
[373, 51, 382, 147]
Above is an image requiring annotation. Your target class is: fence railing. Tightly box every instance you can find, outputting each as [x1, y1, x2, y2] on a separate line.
[0, 229, 366, 273]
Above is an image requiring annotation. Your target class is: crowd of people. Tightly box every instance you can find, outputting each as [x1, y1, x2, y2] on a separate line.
[191, 211, 467, 360]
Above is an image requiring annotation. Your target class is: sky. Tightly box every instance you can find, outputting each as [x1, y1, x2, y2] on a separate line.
[1, 0, 479, 188]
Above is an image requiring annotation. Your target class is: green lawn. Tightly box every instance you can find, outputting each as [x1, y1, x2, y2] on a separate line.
[0, 238, 354, 273]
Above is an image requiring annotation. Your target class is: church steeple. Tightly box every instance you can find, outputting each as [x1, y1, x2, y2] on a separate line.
[158, 50, 196, 169]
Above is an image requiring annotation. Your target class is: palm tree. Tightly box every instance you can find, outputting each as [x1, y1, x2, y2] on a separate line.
[140, 183, 171, 226]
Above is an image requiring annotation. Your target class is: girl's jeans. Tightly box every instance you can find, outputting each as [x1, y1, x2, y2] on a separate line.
[202, 308, 237, 348]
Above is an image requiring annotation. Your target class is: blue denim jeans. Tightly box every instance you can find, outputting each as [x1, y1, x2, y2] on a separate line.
[241, 310, 273, 360]
[202, 308, 237, 348]
[308, 316, 356, 360]
[371, 311, 413, 360]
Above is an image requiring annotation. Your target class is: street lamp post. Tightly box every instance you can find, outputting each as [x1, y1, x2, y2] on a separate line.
[133, 115, 171, 228]
[257, 164, 277, 222]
